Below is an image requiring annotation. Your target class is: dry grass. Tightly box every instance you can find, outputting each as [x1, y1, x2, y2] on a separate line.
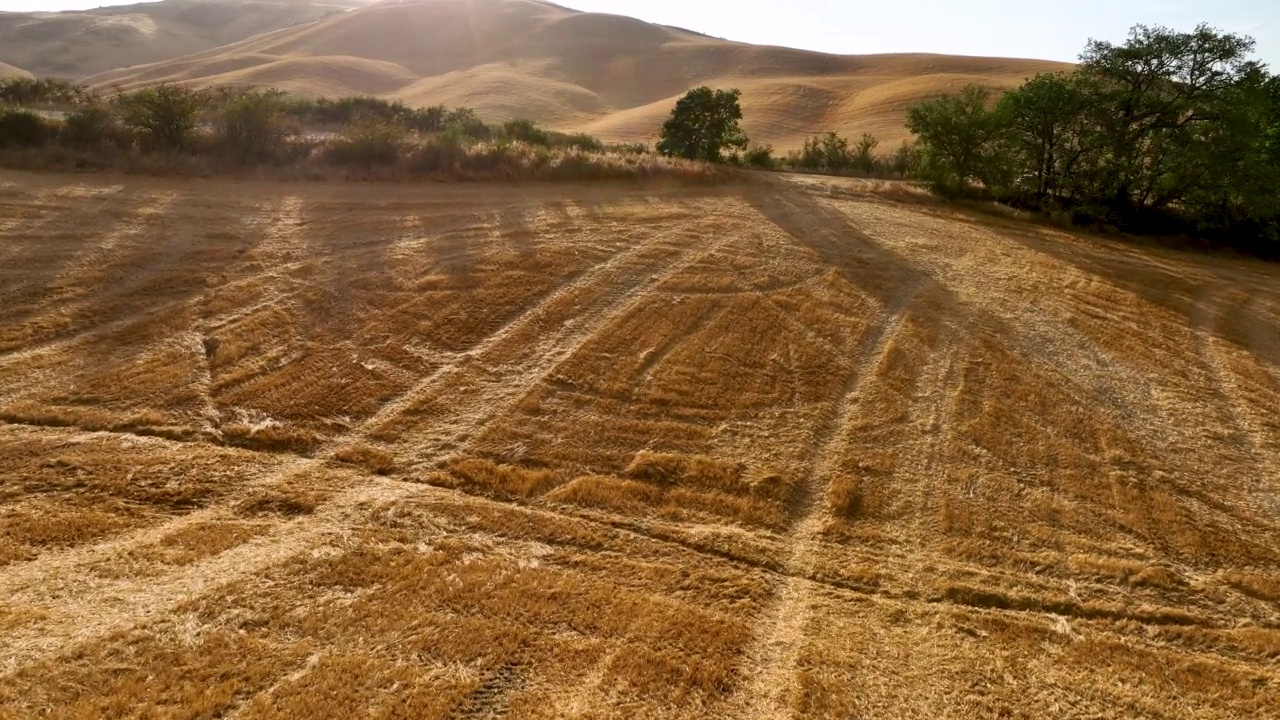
[1, 0, 368, 79]
[0, 168, 1278, 717]
[0, 140, 730, 187]
[332, 443, 395, 475]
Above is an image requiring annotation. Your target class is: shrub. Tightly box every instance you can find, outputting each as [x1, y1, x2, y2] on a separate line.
[118, 84, 205, 152]
[0, 108, 56, 149]
[277, 96, 318, 121]
[0, 77, 87, 106]
[502, 118, 550, 146]
[401, 104, 447, 133]
[559, 132, 604, 152]
[304, 95, 404, 125]
[851, 133, 880, 174]
[796, 132, 851, 172]
[888, 141, 920, 177]
[611, 141, 649, 155]
[405, 131, 473, 174]
[324, 115, 405, 168]
[214, 89, 296, 163]
[59, 105, 126, 150]
[444, 107, 493, 140]
[743, 143, 775, 169]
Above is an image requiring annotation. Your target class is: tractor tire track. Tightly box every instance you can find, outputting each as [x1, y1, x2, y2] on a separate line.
[0, 215, 705, 674]
[0, 477, 422, 675]
[0, 192, 179, 351]
[735, 283, 921, 720]
[1192, 292, 1280, 517]
[366, 226, 734, 460]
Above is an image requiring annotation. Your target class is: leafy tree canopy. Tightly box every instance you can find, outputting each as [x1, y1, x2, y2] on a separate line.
[903, 23, 1280, 254]
[657, 87, 748, 162]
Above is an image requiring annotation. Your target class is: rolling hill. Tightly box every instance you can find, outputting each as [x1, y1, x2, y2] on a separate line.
[0, 0, 370, 80]
[0, 61, 32, 80]
[83, 0, 1071, 148]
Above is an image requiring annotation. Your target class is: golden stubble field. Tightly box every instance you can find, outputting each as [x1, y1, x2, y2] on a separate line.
[0, 168, 1278, 719]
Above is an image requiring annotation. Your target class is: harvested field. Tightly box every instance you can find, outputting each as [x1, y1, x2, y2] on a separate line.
[0, 169, 1278, 718]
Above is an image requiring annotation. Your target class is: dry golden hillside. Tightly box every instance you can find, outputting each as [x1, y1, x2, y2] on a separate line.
[0, 0, 370, 80]
[0, 168, 1278, 718]
[85, 0, 1070, 147]
[0, 61, 31, 80]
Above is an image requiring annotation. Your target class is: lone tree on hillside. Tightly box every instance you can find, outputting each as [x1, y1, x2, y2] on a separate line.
[657, 87, 748, 162]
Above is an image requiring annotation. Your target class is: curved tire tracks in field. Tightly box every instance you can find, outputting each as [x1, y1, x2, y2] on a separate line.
[1192, 291, 1280, 517]
[0, 199, 730, 677]
[734, 184, 930, 720]
[735, 289, 921, 720]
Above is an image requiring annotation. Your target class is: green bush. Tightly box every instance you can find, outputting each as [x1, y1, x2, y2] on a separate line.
[558, 132, 604, 152]
[611, 142, 649, 155]
[59, 105, 126, 150]
[851, 133, 880, 174]
[405, 131, 472, 174]
[296, 95, 405, 125]
[0, 108, 56, 149]
[502, 118, 550, 145]
[214, 90, 296, 163]
[444, 107, 493, 140]
[401, 104, 447, 133]
[796, 132, 851, 172]
[743, 143, 775, 169]
[324, 116, 405, 168]
[0, 77, 87, 106]
[118, 85, 205, 152]
[888, 141, 920, 178]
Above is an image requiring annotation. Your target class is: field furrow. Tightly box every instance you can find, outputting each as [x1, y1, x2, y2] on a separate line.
[1, 171, 1278, 719]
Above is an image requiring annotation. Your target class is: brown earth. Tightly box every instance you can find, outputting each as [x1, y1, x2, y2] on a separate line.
[0, 169, 1277, 718]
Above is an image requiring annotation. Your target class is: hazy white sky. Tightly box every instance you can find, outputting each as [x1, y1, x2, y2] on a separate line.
[3, 0, 1277, 68]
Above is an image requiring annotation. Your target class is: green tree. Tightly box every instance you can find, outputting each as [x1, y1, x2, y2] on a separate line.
[991, 72, 1091, 201]
[657, 87, 748, 162]
[1076, 24, 1263, 212]
[743, 143, 775, 169]
[851, 133, 879, 174]
[905, 85, 1000, 194]
[796, 132, 850, 172]
[903, 23, 1280, 253]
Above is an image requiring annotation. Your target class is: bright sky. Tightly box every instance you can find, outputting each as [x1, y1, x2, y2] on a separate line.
[3, 0, 1277, 69]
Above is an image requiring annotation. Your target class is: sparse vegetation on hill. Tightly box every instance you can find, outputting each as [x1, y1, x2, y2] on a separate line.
[0, 77, 86, 107]
[905, 24, 1280, 254]
[0, 80, 722, 183]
